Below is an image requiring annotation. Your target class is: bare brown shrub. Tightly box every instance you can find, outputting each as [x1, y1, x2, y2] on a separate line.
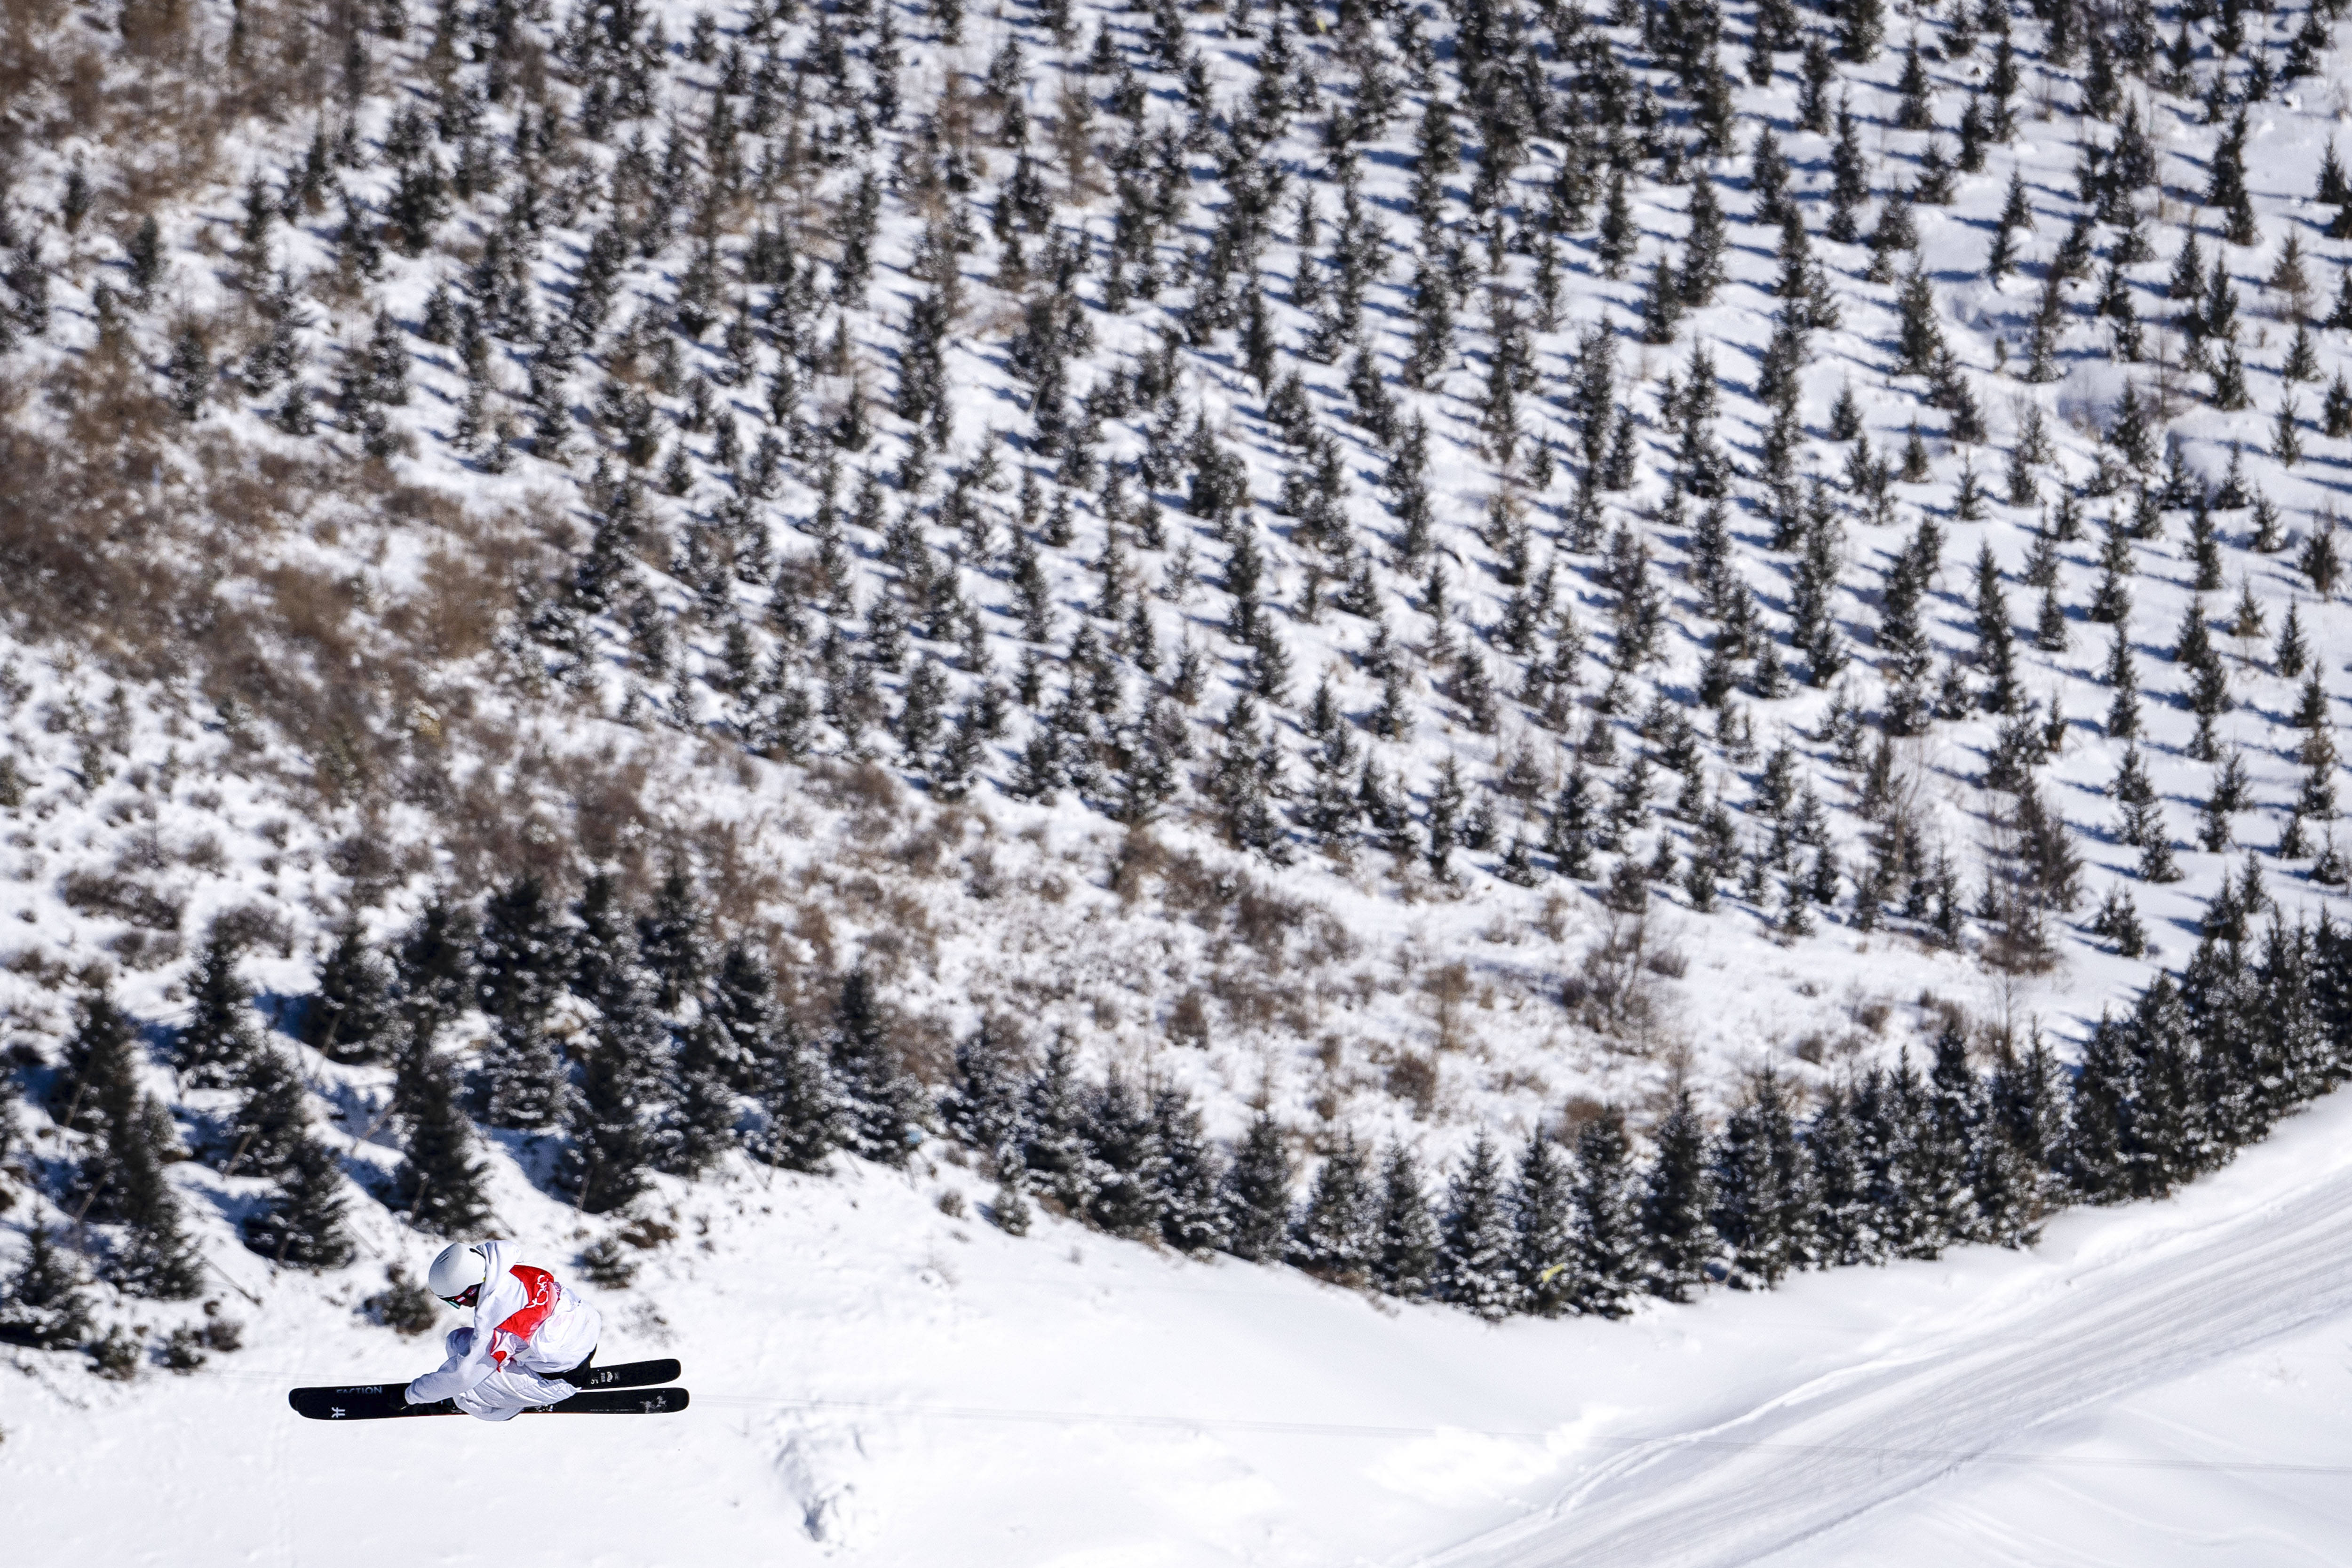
[1167, 987, 1210, 1047]
[1384, 1050, 1438, 1117]
[105, 929, 182, 970]
[1422, 961, 1474, 1050]
[208, 901, 294, 957]
[58, 869, 183, 929]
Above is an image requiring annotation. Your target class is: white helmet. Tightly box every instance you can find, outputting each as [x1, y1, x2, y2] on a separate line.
[427, 1242, 490, 1305]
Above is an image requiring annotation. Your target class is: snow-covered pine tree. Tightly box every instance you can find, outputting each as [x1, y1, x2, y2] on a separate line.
[1805, 1082, 1879, 1266]
[830, 969, 925, 1165]
[1151, 1084, 1227, 1254]
[47, 991, 130, 1140]
[1084, 1069, 1169, 1238]
[174, 927, 261, 1088]
[1510, 1130, 1577, 1315]
[47, 991, 202, 1298]
[941, 1015, 1032, 1161]
[243, 1134, 356, 1271]
[475, 875, 564, 1032]
[1979, 1037, 2063, 1245]
[1916, 1021, 1983, 1246]
[1567, 1107, 1643, 1315]
[396, 895, 479, 1039]
[477, 1001, 569, 1131]
[565, 873, 633, 1007]
[1839, 0, 1883, 60]
[0, 1226, 95, 1350]
[559, 987, 660, 1217]
[1711, 1069, 1810, 1286]
[1290, 1131, 1375, 1281]
[1023, 1038, 1098, 1213]
[636, 866, 708, 1013]
[1372, 1141, 1441, 1299]
[1438, 1130, 1519, 1319]
[221, 1044, 308, 1181]
[1221, 1111, 1292, 1263]
[664, 1013, 743, 1178]
[302, 923, 395, 1066]
[756, 1016, 843, 1175]
[394, 1042, 492, 1237]
[471, 879, 571, 1131]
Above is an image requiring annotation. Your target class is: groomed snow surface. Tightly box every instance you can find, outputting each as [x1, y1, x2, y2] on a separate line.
[10, 1085, 2352, 1567]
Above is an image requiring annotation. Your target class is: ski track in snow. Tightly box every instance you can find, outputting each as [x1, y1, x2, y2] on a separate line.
[1425, 1151, 2352, 1568]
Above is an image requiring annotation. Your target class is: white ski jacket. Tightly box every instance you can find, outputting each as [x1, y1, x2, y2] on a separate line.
[405, 1241, 601, 1409]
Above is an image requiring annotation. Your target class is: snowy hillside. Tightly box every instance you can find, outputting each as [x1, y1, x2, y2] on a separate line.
[10, 0, 2352, 1548]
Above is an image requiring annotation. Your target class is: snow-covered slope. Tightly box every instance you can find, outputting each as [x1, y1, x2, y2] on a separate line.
[11, 1059, 2352, 1565]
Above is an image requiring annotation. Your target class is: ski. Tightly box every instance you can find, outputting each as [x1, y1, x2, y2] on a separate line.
[289, 1374, 688, 1421]
[559, 1357, 681, 1391]
[526, 1388, 688, 1416]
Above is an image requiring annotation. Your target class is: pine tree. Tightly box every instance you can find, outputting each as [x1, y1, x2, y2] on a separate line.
[167, 321, 211, 420]
[2276, 600, 2309, 678]
[755, 1015, 842, 1174]
[1806, 1083, 1877, 1265]
[1152, 1085, 1227, 1254]
[473, 881, 569, 1131]
[0, 1226, 95, 1350]
[664, 1014, 742, 1178]
[1897, 262, 1945, 376]
[106, 1085, 206, 1300]
[2301, 522, 2342, 598]
[243, 1135, 356, 1270]
[1973, 542, 2020, 714]
[1856, 1058, 1928, 1255]
[1681, 175, 1728, 306]
[1369, 1141, 1440, 1297]
[2274, 396, 2305, 466]
[303, 924, 395, 1065]
[49, 992, 136, 1141]
[561, 984, 661, 1215]
[1839, 0, 1883, 60]
[175, 928, 261, 1088]
[1712, 1070, 1808, 1286]
[2068, 1011, 2129, 1202]
[1291, 1132, 1375, 1281]
[397, 896, 479, 1040]
[1438, 1132, 1520, 1319]
[1642, 1090, 1716, 1300]
[1914, 1023, 1981, 1246]
[222, 1045, 307, 1181]
[830, 970, 924, 1165]
[394, 1043, 492, 1237]
[1639, 249, 1683, 344]
[1749, 126, 1791, 225]
[1511, 1131, 1577, 1315]
[53, 993, 204, 1299]
[940, 1015, 1031, 1160]
[1895, 37, 1933, 129]
[1222, 1111, 1292, 1262]
[475, 876, 563, 1032]
[1569, 1107, 1643, 1315]
[1597, 167, 1636, 278]
[635, 868, 707, 1013]
[477, 1003, 569, 1131]
[1023, 1040, 1096, 1212]
[1082, 1069, 1168, 1239]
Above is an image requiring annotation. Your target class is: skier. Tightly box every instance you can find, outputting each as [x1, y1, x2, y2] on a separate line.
[405, 1240, 603, 1422]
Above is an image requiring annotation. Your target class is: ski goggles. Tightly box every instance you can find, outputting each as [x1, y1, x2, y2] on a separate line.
[441, 1283, 481, 1308]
